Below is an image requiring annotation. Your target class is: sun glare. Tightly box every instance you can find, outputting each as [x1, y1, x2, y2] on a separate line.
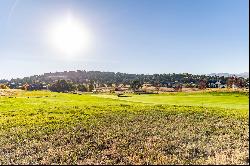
[49, 13, 91, 58]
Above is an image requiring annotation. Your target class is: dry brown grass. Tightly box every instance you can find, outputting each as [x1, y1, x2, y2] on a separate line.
[0, 89, 22, 96]
[0, 110, 248, 165]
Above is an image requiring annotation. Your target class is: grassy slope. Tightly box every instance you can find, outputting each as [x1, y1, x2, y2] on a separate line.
[0, 91, 249, 164]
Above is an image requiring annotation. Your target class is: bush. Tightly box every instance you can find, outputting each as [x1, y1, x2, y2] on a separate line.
[77, 84, 87, 92]
[0, 84, 9, 89]
[49, 80, 76, 92]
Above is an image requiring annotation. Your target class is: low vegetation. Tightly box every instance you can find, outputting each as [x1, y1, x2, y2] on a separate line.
[0, 90, 249, 164]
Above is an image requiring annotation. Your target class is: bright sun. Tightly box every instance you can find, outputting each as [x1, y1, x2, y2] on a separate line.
[50, 13, 91, 58]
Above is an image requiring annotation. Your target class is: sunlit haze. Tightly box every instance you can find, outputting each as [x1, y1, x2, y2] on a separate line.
[49, 12, 92, 59]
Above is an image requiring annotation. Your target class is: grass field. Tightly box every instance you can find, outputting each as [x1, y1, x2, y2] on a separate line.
[0, 90, 249, 164]
[96, 92, 249, 117]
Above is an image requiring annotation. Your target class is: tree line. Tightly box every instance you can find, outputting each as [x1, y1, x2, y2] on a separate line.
[0, 70, 249, 92]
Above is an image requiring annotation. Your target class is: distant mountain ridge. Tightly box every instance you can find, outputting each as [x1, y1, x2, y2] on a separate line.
[207, 72, 249, 78]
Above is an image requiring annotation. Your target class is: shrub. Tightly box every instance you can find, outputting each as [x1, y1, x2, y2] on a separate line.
[0, 84, 9, 89]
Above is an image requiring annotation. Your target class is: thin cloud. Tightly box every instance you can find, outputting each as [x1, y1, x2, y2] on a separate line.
[7, 0, 19, 24]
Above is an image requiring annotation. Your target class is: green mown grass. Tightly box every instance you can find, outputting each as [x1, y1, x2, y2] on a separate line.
[96, 92, 248, 112]
[0, 91, 249, 164]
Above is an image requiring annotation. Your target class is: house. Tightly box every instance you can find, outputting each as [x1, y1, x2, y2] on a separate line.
[124, 84, 130, 88]
[208, 83, 217, 88]
[142, 83, 152, 87]
[118, 84, 124, 88]
[215, 81, 227, 88]
[232, 84, 238, 89]
[115, 84, 130, 92]
[220, 84, 227, 88]
[215, 81, 221, 88]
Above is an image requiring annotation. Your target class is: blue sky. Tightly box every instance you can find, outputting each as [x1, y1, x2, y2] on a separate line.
[0, 0, 249, 79]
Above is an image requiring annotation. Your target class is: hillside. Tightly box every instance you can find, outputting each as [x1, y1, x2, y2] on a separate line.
[1, 70, 249, 87]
